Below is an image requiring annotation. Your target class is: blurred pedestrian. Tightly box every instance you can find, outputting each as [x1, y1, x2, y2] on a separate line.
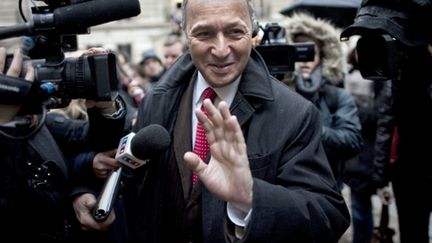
[162, 34, 187, 69]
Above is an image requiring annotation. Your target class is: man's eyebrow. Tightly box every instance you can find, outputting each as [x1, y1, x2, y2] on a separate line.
[225, 22, 249, 30]
[190, 23, 211, 31]
[190, 21, 248, 32]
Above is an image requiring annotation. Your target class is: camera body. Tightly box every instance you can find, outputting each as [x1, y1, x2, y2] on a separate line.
[2, 53, 117, 111]
[355, 33, 399, 81]
[255, 22, 315, 76]
[27, 0, 116, 111]
[341, 0, 432, 81]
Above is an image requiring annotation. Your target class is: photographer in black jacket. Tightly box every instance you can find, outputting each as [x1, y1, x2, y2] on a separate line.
[341, 1, 432, 242]
[0, 47, 126, 242]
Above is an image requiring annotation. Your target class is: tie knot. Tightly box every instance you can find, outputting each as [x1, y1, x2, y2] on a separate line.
[202, 87, 217, 102]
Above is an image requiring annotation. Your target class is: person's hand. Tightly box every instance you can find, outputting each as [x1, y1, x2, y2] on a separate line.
[377, 185, 394, 205]
[93, 149, 122, 179]
[183, 100, 253, 212]
[251, 35, 262, 47]
[73, 193, 116, 231]
[0, 48, 34, 124]
[81, 47, 109, 56]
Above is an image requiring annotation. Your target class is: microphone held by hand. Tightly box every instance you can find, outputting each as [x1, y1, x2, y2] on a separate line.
[115, 124, 171, 169]
[92, 167, 123, 222]
[93, 124, 171, 221]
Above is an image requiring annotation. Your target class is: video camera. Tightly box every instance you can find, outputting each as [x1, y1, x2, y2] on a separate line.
[340, 0, 432, 81]
[354, 33, 399, 81]
[0, 0, 141, 113]
[255, 22, 315, 78]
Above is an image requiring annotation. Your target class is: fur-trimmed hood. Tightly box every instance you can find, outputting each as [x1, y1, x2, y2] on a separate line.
[281, 13, 346, 85]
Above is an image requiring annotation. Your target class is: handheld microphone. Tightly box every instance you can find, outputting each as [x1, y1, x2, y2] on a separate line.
[115, 124, 171, 169]
[92, 166, 123, 221]
[53, 0, 141, 32]
[0, 0, 141, 39]
[92, 124, 171, 221]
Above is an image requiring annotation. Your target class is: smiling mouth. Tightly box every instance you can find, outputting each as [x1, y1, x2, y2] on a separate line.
[211, 63, 232, 68]
[208, 63, 234, 74]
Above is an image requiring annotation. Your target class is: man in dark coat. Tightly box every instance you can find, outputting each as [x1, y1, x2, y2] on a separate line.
[73, 0, 350, 242]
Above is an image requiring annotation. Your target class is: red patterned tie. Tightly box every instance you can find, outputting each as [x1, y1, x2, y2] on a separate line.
[192, 87, 217, 186]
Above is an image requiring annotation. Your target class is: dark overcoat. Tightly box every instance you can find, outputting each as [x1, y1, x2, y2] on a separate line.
[129, 49, 350, 243]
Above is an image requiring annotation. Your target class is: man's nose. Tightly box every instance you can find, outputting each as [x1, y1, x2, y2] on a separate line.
[211, 33, 230, 58]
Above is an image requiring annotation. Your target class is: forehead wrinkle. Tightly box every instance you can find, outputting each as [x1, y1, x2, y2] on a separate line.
[186, 0, 252, 31]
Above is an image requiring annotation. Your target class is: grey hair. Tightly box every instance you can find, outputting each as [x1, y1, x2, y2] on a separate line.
[181, 0, 257, 32]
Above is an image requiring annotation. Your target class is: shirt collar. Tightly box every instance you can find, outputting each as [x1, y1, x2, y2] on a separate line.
[193, 72, 241, 108]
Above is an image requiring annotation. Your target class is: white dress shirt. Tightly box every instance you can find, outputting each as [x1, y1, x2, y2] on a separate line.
[191, 72, 252, 234]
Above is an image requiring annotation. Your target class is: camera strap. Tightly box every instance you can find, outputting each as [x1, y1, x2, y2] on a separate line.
[0, 74, 33, 105]
[28, 125, 68, 178]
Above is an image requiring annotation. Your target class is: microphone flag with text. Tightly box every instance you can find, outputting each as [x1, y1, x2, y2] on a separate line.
[93, 124, 171, 221]
[115, 124, 171, 169]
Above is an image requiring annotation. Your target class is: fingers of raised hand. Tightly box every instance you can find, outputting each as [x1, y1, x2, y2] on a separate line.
[184, 151, 206, 172]
[225, 115, 245, 147]
[200, 100, 229, 135]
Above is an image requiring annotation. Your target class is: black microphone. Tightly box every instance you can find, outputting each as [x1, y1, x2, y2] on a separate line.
[53, 0, 141, 32]
[0, 0, 141, 39]
[92, 124, 171, 221]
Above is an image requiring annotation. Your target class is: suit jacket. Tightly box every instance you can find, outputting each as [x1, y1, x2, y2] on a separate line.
[128, 49, 350, 243]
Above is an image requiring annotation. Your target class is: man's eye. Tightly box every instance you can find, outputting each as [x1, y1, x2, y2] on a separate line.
[195, 31, 211, 38]
[227, 29, 246, 37]
[231, 29, 243, 34]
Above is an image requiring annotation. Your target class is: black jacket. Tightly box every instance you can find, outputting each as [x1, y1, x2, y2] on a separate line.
[0, 100, 126, 242]
[128, 50, 350, 243]
[343, 79, 394, 194]
[0, 121, 72, 242]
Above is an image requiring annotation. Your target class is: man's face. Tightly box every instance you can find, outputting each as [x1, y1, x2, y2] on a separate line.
[163, 42, 184, 69]
[143, 58, 164, 78]
[185, 0, 253, 87]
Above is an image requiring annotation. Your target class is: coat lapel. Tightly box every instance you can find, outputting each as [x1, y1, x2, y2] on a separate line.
[173, 73, 197, 200]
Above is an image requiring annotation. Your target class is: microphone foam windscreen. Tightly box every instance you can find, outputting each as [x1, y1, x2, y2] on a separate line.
[130, 124, 171, 160]
[54, 0, 141, 31]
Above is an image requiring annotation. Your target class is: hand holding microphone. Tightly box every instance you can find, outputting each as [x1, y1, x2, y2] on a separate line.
[93, 149, 119, 179]
[92, 124, 171, 221]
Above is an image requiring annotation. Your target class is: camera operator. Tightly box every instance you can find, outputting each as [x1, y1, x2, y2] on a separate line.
[47, 48, 129, 242]
[341, 1, 432, 242]
[0, 47, 127, 242]
[0, 47, 72, 242]
[282, 13, 363, 191]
